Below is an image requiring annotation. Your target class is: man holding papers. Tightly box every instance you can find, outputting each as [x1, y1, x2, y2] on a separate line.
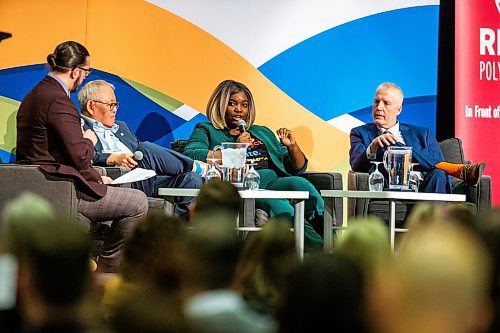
[78, 79, 204, 218]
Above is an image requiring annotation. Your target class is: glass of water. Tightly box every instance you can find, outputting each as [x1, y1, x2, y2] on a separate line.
[368, 161, 384, 191]
[243, 159, 260, 190]
[205, 157, 222, 183]
[408, 163, 420, 192]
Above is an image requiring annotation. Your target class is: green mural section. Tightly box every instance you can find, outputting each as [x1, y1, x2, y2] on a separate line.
[123, 78, 183, 112]
[0, 96, 19, 156]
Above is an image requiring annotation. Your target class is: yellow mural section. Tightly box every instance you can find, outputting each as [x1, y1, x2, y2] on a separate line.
[0, 0, 350, 173]
[0, 96, 19, 156]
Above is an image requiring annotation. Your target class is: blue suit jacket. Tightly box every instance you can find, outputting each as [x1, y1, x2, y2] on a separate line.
[82, 118, 140, 166]
[349, 122, 445, 173]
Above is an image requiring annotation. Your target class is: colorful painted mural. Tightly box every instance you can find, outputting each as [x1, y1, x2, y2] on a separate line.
[0, 0, 440, 184]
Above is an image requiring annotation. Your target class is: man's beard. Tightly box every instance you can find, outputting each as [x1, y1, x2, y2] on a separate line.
[69, 77, 82, 93]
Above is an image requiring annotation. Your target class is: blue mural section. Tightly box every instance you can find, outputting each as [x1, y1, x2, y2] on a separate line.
[0, 65, 48, 101]
[87, 70, 189, 147]
[351, 95, 438, 136]
[258, 6, 440, 132]
[0, 150, 13, 163]
[0, 64, 203, 159]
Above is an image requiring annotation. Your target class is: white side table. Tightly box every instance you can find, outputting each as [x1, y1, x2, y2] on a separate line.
[158, 188, 309, 259]
[320, 190, 466, 251]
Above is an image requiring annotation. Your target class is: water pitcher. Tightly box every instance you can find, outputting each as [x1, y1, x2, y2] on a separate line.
[383, 146, 412, 190]
[213, 142, 250, 188]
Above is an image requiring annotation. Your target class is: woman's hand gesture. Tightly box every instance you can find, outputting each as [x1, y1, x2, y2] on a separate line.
[276, 128, 296, 147]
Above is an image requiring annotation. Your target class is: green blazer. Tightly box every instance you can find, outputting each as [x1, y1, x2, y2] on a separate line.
[183, 122, 308, 176]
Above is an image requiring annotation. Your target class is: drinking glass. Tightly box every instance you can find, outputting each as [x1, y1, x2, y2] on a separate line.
[243, 159, 260, 190]
[408, 163, 420, 192]
[205, 157, 222, 183]
[368, 161, 384, 191]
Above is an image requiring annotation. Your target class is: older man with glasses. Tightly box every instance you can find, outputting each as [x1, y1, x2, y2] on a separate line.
[78, 79, 206, 219]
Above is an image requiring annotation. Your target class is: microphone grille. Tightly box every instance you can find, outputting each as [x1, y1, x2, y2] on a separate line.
[133, 151, 144, 161]
[237, 119, 247, 128]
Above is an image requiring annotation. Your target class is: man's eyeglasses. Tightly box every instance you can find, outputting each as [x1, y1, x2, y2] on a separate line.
[77, 67, 93, 76]
[91, 100, 119, 111]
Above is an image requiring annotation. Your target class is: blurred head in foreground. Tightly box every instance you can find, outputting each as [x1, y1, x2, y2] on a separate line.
[189, 179, 242, 221]
[1, 192, 92, 326]
[370, 221, 493, 333]
[334, 216, 391, 278]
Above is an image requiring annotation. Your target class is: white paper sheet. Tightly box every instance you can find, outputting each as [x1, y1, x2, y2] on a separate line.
[111, 167, 156, 185]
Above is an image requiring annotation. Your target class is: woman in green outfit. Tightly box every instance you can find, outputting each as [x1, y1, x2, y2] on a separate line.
[183, 80, 324, 250]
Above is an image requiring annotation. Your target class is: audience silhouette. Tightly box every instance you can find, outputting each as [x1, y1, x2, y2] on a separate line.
[233, 218, 299, 317]
[1, 183, 499, 333]
[1, 192, 101, 333]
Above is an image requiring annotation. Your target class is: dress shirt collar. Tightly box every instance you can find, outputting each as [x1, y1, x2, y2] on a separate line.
[81, 115, 131, 154]
[81, 114, 120, 133]
[47, 72, 70, 97]
[378, 122, 406, 145]
[94, 120, 120, 133]
[378, 122, 400, 136]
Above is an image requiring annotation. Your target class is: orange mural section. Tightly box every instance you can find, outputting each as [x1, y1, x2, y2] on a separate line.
[0, 0, 349, 172]
[0, 0, 88, 70]
[85, 0, 348, 171]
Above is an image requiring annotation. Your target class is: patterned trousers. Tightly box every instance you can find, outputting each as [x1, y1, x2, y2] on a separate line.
[77, 186, 148, 267]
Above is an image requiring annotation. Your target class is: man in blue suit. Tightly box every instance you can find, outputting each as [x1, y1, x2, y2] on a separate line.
[350, 82, 485, 193]
[78, 79, 206, 218]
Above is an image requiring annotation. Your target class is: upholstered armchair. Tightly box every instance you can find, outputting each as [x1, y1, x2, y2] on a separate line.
[0, 164, 78, 221]
[347, 138, 492, 224]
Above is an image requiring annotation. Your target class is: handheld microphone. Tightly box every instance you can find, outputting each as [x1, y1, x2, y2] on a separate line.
[133, 151, 143, 161]
[237, 119, 247, 133]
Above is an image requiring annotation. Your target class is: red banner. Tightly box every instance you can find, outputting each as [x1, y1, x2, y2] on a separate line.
[456, 0, 500, 205]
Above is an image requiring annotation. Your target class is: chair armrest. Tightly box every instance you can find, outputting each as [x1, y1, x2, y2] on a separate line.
[92, 166, 106, 176]
[465, 175, 492, 212]
[96, 166, 131, 179]
[347, 170, 370, 191]
[171, 140, 188, 153]
[93, 166, 132, 188]
[450, 174, 491, 212]
[0, 164, 77, 221]
[347, 170, 370, 218]
[302, 172, 343, 227]
[302, 172, 343, 191]
[478, 175, 492, 211]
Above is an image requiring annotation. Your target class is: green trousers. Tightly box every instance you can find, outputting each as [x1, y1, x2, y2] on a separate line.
[256, 169, 324, 250]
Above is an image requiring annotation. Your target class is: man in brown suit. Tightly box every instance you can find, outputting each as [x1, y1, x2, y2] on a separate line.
[16, 41, 148, 272]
